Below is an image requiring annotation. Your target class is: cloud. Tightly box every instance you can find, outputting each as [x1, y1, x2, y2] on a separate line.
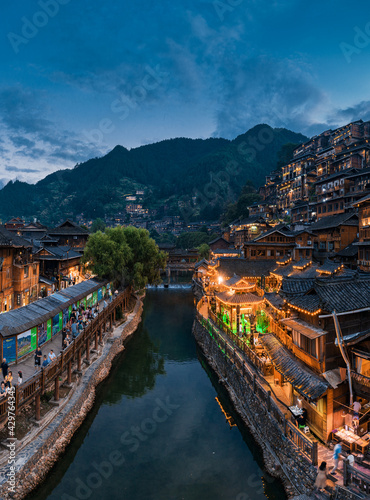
[5, 165, 40, 173]
[0, 85, 105, 169]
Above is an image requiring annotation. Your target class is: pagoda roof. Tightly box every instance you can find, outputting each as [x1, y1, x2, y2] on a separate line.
[215, 291, 263, 306]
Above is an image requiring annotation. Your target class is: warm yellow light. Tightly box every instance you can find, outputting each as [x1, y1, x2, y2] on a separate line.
[218, 276, 224, 284]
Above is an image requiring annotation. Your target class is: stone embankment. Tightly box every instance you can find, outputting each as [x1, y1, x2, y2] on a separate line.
[0, 296, 143, 500]
[193, 320, 319, 499]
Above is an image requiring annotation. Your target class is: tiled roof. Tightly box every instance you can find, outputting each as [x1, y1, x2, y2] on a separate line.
[308, 213, 358, 231]
[315, 276, 370, 313]
[35, 245, 82, 260]
[281, 278, 315, 296]
[47, 220, 89, 235]
[0, 226, 32, 248]
[261, 334, 329, 400]
[317, 259, 342, 274]
[216, 291, 263, 305]
[194, 258, 209, 269]
[286, 294, 321, 313]
[217, 258, 276, 278]
[335, 241, 359, 258]
[282, 274, 370, 314]
[353, 192, 370, 207]
[265, 293, 285, 309]
[0, 279, 105, 337]
[253, 224, 293, 241]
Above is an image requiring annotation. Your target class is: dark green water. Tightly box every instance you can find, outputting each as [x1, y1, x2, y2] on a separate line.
[28, 289, 286, 500]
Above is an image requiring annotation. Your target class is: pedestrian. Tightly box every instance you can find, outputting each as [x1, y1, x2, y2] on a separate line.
[1, 358, 8, 379]
[34, 346, 42, 371]
[314, 461, 327, 492]
[48, 349, 56, 362]
[0, 381, 7, 398]
[330, 442, 343, 475]
[71, 319, 77, 339]
[347, 454, 355, 467]
[353, 399, 361, 419]
[17, 371, 23, 385]
[63, 334, 70, 349]
[42, 355, 50, 368]
[4, 370, 13, 388]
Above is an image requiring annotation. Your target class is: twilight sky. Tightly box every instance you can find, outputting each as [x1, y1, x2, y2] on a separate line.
[1, 0, 370, 184]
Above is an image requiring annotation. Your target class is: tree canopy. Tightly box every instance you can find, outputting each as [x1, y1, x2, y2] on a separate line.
[197, 243, 210, 260]
[91, 217, 106, 233]
[82, 226, 167, 289]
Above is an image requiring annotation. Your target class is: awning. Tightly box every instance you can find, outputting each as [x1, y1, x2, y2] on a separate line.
[280, 317, 327, 339]
[261, 333, 329, 400]
[322, 369, 346, 389]
[335, 328, 370, 346]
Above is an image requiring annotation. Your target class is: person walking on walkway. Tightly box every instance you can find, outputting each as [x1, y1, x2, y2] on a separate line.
[314, 461, 327, 492]
[330, 442, 343, 475]
[1, 358, 8, 379]
[17, 371, 23, 385]
[34, 346, 42, 371]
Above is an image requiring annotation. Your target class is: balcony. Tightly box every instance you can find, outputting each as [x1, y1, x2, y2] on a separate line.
[13, 255, 34, 267]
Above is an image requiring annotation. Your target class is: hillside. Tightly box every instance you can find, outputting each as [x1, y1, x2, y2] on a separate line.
[0, 125, 308, 224]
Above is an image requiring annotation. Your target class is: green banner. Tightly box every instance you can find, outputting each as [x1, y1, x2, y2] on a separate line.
[47, 319, 52, 341]
[59, 311, 63, 331]
[69, 305, 72, 318]
[31, 327, 37, 351]
[93, 291, 98, 305]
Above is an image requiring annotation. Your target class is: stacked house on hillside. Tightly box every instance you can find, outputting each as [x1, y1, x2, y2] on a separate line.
[245, 119, 370, 224]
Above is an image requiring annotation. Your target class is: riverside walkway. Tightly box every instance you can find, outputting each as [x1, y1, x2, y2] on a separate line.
[8, 300, 111, 384]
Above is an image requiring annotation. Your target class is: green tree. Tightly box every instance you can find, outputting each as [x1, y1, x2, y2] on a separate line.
[197, 243, 210, 260]
[82, 226, 167, 289]
[91, 218, 106, 233]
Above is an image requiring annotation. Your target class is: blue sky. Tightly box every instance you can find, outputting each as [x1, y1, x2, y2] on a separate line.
[0, 0, 370, 184]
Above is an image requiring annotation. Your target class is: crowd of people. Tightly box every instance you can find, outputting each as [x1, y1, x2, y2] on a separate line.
[1, 358, 22, 397]
[34, 304, 101, 370]
[1, 300, 107, 399]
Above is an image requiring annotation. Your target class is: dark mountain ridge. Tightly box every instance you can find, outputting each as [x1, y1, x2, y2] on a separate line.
[0, 125, 308, 224]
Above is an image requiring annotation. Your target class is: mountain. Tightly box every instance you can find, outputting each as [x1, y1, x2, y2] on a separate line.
[0, 125, 308, 224]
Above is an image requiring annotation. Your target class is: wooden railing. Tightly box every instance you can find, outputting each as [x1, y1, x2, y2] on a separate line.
[343, 460, 370, 494]
[208, 308, 272, 376]
[0, 287, 131, 424]
[195, 308, 318, 466]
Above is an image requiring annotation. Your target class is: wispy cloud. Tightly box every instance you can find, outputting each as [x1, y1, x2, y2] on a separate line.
[5, 165, 40, 173]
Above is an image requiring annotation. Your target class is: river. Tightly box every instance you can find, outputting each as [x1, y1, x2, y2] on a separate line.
[28, 288, 287, 500]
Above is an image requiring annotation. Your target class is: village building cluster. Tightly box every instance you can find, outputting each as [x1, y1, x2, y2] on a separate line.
[193, 120, 370, 476]
[0, 218, 89, 313]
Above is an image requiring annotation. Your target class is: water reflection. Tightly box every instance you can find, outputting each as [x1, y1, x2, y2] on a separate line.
[28, 290, 286, 500]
